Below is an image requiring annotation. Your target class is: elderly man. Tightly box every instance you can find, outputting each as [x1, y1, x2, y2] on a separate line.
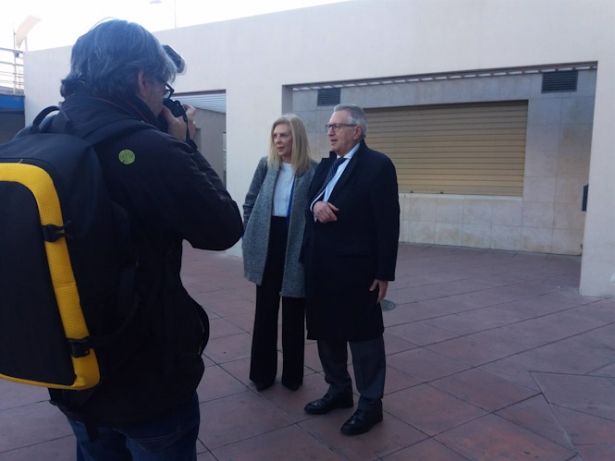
[37, 20, 243, 459]
[302, 104, 400, 435]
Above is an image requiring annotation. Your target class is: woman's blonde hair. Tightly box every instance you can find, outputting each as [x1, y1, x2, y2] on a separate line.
[267, 114, 311, 175]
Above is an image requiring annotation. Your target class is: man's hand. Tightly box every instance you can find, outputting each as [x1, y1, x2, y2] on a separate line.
[160, 103, 197, 141]
[369, 279, 388, 303]
[313, 201, 339, 223]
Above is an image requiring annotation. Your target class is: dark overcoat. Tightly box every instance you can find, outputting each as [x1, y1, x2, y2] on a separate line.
[302, 140, 400, 341]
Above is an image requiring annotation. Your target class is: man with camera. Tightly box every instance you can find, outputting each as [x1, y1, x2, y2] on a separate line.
[45, 19, 243, 459]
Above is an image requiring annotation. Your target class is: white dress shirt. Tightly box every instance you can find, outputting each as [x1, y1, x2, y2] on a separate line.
[272, 162, 294, 217]
[311, 142, 360, 210]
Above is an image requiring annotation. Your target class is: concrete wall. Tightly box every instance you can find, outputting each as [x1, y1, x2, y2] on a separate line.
[22, 0, 615, 297]
[293, 70, 596, 255]
[194, 109, 226, 182]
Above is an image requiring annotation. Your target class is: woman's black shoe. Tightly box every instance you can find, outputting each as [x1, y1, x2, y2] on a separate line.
[254, 380, 274, 391]
[282, 380, 302, 391]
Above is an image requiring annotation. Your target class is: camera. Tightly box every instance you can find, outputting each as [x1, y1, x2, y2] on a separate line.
[163, 98, 186, 118]
[161, 45, 188, 121]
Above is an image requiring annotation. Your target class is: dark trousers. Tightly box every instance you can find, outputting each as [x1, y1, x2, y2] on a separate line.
[317, 336, 386, 411]
[68, 392, 199, 460]
[249, 217, 305, 387]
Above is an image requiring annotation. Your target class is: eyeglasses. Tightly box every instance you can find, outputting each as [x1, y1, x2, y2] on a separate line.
[325, 123, 357, 132]
[164, 83, 174, 100]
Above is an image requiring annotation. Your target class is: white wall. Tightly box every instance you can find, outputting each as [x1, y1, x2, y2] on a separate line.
[193, 109, 226, 182]
[23, 0, 615, 297]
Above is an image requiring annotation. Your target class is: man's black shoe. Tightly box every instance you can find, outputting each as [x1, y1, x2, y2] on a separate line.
[340, 409, 383, 435]
[304, 393, 354, 415]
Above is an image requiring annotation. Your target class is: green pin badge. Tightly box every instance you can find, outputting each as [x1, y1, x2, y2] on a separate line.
[118, 149, 136, 165]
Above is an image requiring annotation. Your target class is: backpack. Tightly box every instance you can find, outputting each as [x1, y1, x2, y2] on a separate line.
[0, 106, 150, 391]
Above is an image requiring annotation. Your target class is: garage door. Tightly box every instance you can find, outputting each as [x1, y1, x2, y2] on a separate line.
[365, 101, 528, 196]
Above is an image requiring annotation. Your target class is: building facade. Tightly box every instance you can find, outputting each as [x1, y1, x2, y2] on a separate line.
[22, 0, 615, 297]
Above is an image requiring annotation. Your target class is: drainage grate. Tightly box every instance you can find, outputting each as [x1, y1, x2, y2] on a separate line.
[380, 299, 397, 311]
[542, 70, 578, 93]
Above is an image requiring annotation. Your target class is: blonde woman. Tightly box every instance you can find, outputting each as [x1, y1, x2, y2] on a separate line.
[242, 114, 317, 391]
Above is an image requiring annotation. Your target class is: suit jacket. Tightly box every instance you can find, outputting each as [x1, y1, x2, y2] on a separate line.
[302, 140, 400, 340]
[243, 157, 317, 297]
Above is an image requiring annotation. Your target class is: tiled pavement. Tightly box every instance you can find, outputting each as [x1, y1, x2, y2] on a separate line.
[1, 243, 614, 460]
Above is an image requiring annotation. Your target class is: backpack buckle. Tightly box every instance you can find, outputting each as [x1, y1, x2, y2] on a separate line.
[42, 222, 73, 242]
[68, 338, 91, 358]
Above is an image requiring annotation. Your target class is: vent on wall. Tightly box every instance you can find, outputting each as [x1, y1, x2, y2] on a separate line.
[317, 88, 341, 106]
[542, 70, 578, 93]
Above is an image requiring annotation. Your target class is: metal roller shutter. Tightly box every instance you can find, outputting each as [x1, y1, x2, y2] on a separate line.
[365, 101, 528, 196]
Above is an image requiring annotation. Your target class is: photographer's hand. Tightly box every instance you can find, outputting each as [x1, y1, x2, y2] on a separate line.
[160, 103, 197, 142]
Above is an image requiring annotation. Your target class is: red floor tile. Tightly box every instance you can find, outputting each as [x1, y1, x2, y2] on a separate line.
[469, 326, 553, 352]
[207, 318, 246, 340]
[436, 414, 575, 460]
[196, 365, 247, 403]
[589, 362, 615, 378]
[219, 356, 252, 387]
[533, 373, 615, 421]
[383, 331, 419, 354]
[0, 380, 48, 412]
[387, 320, 460, 346]
[519, 342, 615, 375]
[478, 356, 541, 391]
[558, 330, 615, 361]
[387, 348, 470, 383]
[203, 332, 253, 364]
[198, 391, 292, 449]
[422, 313, 489, 335]
[382, 438, 469, 461]
[384, 385, 486, 436]
[0, 436, 74, 461]
[223, 312, 255, 333]
[204, 298, 256, 317]
[212, 425, 345, 461]
[431, 368, 538, 411]
[575, 444, 615, 461]
[425, 336, 519, 366]
[299, 411, 427, 461]
[496, 395, 575, 450]
[192, 289, 245, 307]
[256, 373, 329, 422]
[0, 401, 72, 453]
[552, 405, 615, 445]
[572, 300, 615, 323]
[382, 366, 422, 395]
[5, 243, 612, 460]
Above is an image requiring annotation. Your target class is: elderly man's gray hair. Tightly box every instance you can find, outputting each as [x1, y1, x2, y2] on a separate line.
[334, 104, 368, 139]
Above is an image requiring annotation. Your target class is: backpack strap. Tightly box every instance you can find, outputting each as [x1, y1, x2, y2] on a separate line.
[63, 118, 152, 359]
[23, 106, 62, 136]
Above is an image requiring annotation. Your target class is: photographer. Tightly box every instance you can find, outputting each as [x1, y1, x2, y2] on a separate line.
[47, 19, 243, 459]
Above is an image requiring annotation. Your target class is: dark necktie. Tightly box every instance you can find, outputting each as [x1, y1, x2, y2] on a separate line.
[315, 157, 347, 200]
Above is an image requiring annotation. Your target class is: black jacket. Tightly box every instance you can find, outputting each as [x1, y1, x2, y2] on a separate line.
[302, 141, 400, 341]
[44, 93, 243, 426]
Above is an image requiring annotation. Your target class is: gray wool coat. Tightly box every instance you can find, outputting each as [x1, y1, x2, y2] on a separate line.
[242, 157, 317, 298]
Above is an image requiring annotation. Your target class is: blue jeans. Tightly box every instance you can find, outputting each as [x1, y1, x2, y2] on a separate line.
[67, 392, 200, 460]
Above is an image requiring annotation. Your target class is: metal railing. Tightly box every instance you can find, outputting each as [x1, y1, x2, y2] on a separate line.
[0, 47, 24, 95]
